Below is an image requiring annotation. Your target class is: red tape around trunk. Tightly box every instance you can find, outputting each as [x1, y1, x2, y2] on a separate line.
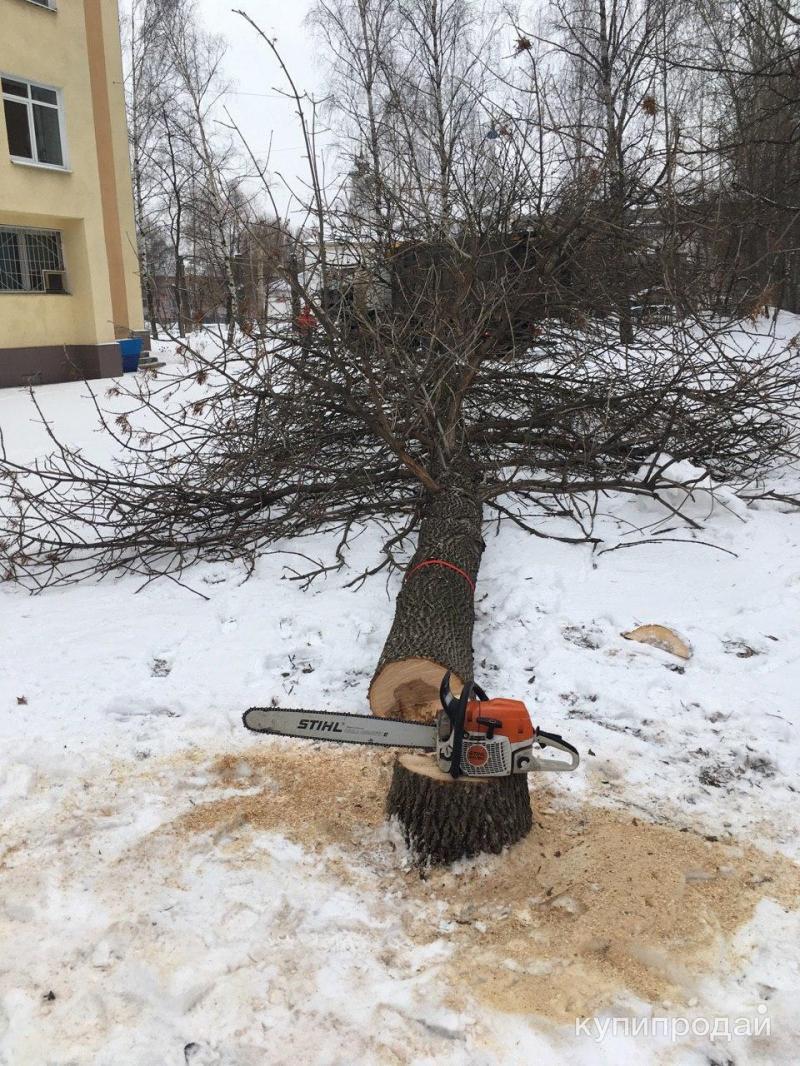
[404, 558, 476, 593]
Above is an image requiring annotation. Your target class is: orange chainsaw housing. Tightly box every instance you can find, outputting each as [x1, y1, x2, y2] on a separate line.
[464, 698, 535, 742]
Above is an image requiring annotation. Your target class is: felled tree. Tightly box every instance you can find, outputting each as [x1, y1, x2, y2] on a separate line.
[2, 0, 799, 863]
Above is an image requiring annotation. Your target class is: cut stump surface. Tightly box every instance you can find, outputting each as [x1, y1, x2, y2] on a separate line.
[369, 657, 463, 722]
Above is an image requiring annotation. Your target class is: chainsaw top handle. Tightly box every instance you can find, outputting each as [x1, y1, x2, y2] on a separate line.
[439, 671, 487, 724]
[439, 672, 487, 780]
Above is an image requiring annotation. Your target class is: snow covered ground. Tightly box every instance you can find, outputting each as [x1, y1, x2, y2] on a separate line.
[1, 321, 800, 1065]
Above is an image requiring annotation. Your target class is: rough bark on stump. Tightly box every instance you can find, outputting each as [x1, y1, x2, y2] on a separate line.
[369, 457, 484, 722]
[387, 753, 533, 865]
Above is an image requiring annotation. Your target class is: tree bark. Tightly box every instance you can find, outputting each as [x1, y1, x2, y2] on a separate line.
[372, 453, 534, 865]
[175, 254, 189, 338]
[368, 455, 484, 722]
[143, 270, 159, 342]
[387, 754, 533, 865]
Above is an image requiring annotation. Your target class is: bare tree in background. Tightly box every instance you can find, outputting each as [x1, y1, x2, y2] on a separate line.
[125, 0, 257, 340]
[125, 0, 171, 339]
[514, 0, 699, 336]
[690, 0, 800, 313]
[153, 102, 197, 337]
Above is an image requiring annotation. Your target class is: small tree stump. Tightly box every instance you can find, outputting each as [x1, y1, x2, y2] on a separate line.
[386, 753, 533, 865]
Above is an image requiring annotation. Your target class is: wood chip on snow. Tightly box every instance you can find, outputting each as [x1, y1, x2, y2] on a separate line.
[622, 624, 692, 660]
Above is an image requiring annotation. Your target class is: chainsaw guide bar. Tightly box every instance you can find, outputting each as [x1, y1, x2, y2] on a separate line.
[243, 673, 580, 780]
[243, 706, 436, 750]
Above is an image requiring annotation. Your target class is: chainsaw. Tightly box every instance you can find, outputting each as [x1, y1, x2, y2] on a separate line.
[243, 672, 579, 780]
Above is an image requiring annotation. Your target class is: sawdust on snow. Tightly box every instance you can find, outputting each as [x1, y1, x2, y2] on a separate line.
[144, 743, 800, 1025]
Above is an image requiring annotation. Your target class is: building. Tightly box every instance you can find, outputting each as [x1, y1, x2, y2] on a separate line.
[0, 0, 147, 388]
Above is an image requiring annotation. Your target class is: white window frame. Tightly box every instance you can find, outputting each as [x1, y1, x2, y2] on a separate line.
[24, 0, 57, 10]
[0, 225, 69, 294]
[1, 73, 68, 170]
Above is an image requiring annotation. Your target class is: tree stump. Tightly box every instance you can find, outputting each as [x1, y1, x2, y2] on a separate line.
[386, 753, 533, 865]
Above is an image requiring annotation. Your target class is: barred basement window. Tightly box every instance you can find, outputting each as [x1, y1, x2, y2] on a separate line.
[1, 76, 66, 167]
[0, 227, 67, 293]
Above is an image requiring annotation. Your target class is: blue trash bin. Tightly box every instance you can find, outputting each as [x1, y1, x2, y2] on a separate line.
[118, 337, 143, 373]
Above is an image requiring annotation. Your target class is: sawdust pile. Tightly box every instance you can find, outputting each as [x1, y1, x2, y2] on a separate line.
[177, 746, 393, 840]
[158, 745, 799, 1024]
[432, 805, 797, 1021]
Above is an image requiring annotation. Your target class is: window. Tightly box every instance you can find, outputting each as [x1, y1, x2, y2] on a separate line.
[27, 1, 56, 8]
[0, 227, 67, 292]
[2, 77, 65, 167]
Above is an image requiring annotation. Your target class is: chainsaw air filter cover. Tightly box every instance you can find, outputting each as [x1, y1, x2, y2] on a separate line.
[464, 698, 536, 742]
[459, 736, 511, 776]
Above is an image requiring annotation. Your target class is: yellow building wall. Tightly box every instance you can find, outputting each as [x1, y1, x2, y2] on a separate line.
[0, 0, 143, 351]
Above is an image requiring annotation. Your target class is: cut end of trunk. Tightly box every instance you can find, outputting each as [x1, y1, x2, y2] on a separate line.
[369, 657, 463, 722]
[386, 753, 533, 866]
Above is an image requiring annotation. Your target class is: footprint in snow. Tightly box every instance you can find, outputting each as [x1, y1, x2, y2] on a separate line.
[184, 1043, 221, 1066]
[105, 699, 179, 721]
[562, 624, 603, 650]
[723, 639, 761, 658]
[200, 567, 230, 587]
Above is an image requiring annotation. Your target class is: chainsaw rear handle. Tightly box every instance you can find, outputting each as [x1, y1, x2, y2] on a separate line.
[532, 730, 580, 772]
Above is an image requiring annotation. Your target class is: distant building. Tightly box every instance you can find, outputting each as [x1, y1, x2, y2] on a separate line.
[0, 0, 147, 387]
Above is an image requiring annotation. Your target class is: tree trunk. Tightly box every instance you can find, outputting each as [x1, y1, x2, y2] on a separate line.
[372, 453, 534, 865]
[387, 754, 533, 865]
[224, 251, 239, 346]
[288, 254, 302, 323]
[369, 455, 484, 723]
[255, 256, 267, 334]
[175, 254, 188, 338]
[143, 272, 159, 342]
[179, 256, 192, 336]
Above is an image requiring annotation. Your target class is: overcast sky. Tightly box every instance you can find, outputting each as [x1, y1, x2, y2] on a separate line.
[196, 0, 338, 220]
